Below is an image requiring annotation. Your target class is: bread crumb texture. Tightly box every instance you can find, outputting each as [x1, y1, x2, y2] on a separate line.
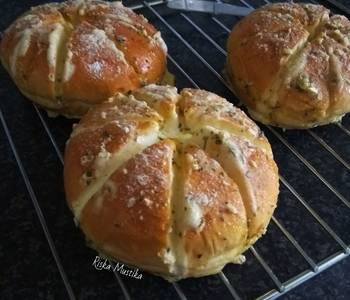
[64, 85, 279, 280]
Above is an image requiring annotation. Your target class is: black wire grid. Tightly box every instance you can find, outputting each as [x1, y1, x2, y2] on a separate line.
[1, 0, 350, 299]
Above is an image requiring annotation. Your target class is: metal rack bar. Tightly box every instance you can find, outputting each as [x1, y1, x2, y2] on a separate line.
[211, 16, 233, 31]
[307, 130, 350, 171]
[168, 54, 199, 88]
[218, 272, 242, 300]
[172, 282, 188, 300]
[109, 261, 133, 300]
[33, 105, 64, 163]
[143, 2, 229, 87]
[258, 250, 349, 300]
[269, 126, 350, 209]
[0, 108, 76, 300]
[129, 0, 165, 10]
[238, 0, 254, 9]
[280, 176, 349, 253]
[179, 13, 227, 55]
[271, 216, 318, 271]
[337, 123, 350, 136]
[250, 246, 285, 292]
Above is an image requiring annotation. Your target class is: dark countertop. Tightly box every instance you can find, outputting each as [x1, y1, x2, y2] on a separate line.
[1, 0, 350, 299]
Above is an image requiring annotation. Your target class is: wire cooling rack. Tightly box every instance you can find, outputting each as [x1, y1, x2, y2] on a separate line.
[0, 0, 349, 299]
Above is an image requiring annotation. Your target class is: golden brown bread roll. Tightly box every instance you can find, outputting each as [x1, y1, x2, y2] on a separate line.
[227, 3, 350, 129]
[0, 0, 167, 117]
[64, 85, 279, 280]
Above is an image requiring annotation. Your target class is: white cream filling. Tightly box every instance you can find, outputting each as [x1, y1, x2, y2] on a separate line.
[182, 196, 204, 230]
[47, 23, 65, 81]
[10, 29, 32, 75]
[62, 49, 75, 82]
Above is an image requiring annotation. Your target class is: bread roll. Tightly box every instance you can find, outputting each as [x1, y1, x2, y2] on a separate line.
[64, 85, 279, 280]
[227, 3, 350, 129]
[0, 0, 167, 117]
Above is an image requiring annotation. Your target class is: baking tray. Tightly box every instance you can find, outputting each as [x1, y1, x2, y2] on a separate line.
[1, 0, 349, 299]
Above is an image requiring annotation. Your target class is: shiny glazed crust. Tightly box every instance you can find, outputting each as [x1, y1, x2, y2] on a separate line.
[64, 85, 279, 280]
[0, 0, 167, 117]
[227, 3, 350, 128]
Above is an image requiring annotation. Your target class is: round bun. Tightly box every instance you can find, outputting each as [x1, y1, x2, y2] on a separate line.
[64, 84, 279, 280]
[227, 3, 350, 129]
[0, 0, 167, 117]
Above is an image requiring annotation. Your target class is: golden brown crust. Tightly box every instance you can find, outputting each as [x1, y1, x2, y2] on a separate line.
[82, 2, 166, 84]
[64, 85, 279, 280]
[0, 0, 167, 117]
[227, 3, 350, 128]
[178, 144, 247, 276]
[204, 133, 278, 241]
[64, 94, 162, 208]
[61, 22, 139, 105]
[80, 140, 175, 273]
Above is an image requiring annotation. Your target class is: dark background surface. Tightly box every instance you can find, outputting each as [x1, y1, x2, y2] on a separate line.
[0, 0, 350, 299]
